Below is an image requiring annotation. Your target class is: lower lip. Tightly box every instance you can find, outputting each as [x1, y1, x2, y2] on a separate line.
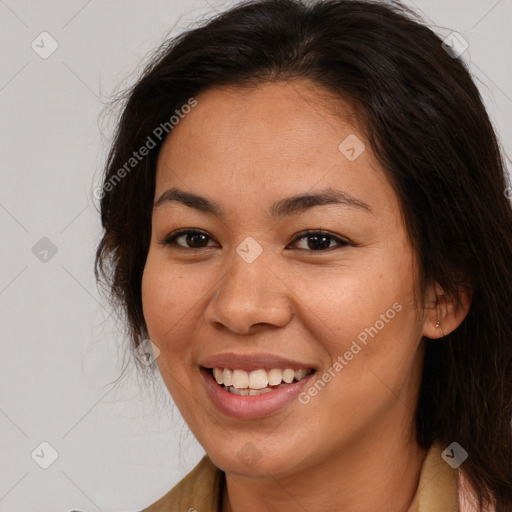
[200, 367, 316, 420]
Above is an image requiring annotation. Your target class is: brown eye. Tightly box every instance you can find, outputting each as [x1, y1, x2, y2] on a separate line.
[288, 230, 351, 251]
[159, 230, 218, 249]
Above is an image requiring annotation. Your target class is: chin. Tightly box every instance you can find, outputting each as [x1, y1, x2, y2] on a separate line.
[206, 441, 309, 479]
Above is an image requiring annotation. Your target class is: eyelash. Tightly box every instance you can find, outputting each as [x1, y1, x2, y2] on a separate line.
[158, 229, 352, 252]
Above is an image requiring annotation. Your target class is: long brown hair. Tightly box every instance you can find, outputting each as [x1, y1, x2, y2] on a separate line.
[94, 1, 512, 508]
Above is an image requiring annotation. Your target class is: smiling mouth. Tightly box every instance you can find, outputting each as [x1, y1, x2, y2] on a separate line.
[205, 367, 316, 396]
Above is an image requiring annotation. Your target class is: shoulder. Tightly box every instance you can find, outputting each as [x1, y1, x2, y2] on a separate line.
[141, 454, 224, 512]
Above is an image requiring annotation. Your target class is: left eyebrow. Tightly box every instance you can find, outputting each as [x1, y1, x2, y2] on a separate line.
[270, 188, 373, 219]
[154, 186, 373, 220]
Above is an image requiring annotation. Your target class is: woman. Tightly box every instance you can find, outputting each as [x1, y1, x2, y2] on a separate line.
[94, 0, 512, 510]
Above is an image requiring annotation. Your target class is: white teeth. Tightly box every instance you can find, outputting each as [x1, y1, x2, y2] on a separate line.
[229, 387, 248, 395]
[268, 368, 283, 386]
[282, 369, 295, 383]
[222, 368, 233, 386]
[230, 387, 274, 396]
[294, 369, 309, 381]
[232, 369, 249, 389]
[211, 367, 313, 389]
[213, 367, 223, 384]
[248, 369, 268, 389]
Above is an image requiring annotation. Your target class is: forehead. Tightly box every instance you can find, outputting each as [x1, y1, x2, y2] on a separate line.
[158, 80, 363, 157]
[154, 80, 396, 218]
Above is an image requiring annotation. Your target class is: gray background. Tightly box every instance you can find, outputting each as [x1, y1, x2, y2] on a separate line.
[1, 1, 511, 511]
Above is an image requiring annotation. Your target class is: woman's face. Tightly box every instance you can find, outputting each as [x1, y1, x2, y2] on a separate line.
[142, 80, 429, 477]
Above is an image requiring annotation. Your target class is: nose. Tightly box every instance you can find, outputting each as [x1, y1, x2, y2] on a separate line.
[203, 248, 294, 335]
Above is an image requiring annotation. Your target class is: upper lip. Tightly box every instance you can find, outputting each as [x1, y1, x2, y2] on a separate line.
[199, 352, 317, 372]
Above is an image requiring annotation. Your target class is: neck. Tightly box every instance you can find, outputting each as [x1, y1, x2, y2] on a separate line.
[221, 426, 427, 512]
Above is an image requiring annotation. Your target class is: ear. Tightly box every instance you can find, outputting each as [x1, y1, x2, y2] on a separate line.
[422, 279, 472, 339]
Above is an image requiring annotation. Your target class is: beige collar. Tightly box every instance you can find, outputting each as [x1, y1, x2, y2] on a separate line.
[407, 442, 459, 512]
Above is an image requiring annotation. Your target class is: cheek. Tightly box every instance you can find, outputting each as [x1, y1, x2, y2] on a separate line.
[141, 256, 191, 354]
[141, 257, 200, 405]
[141, 261, 172, 338]
[291, 256, 416, 351]
[328, 293, 420, 412]
[291, 277, 422, 444]
[291, 251, 422, 397]
[141, 252, 220, 372]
